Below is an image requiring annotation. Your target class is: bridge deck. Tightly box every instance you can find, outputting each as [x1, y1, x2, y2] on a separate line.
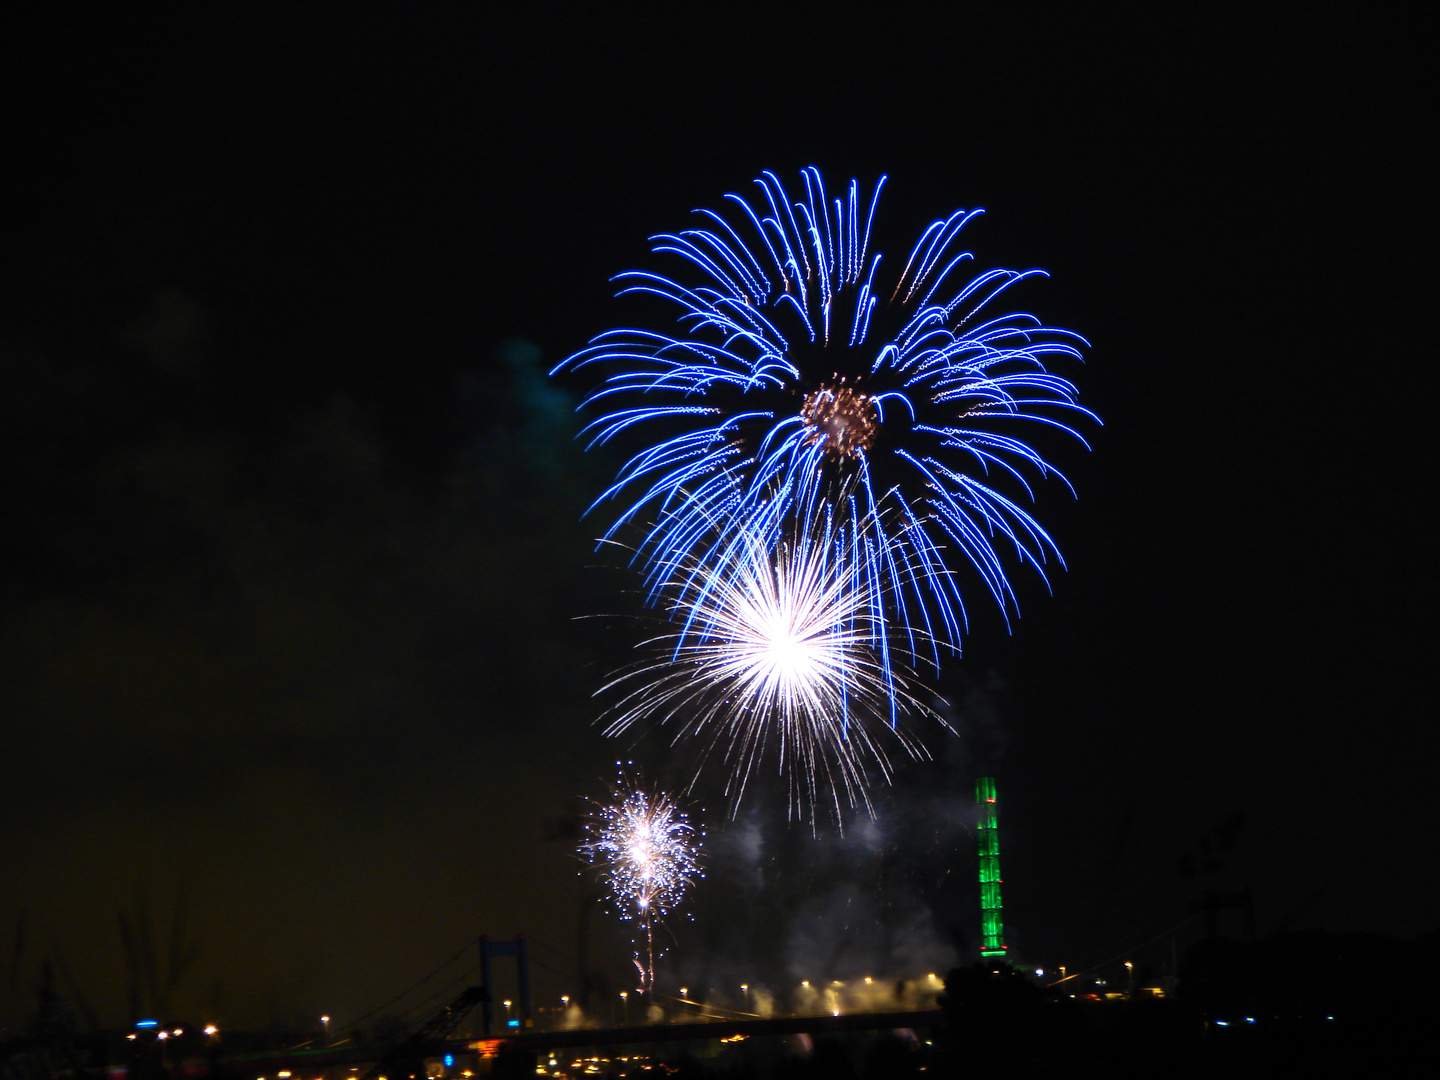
[456, 1009, 943, 1052]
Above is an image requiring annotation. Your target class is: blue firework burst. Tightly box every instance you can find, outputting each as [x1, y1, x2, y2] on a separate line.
[557, 167, 1096, 661]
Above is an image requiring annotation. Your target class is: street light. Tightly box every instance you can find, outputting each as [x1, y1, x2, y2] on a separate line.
[321, 1016, 330, 1043]
[619, 991, 628, 1026]
[1125, 962, 1134, 998]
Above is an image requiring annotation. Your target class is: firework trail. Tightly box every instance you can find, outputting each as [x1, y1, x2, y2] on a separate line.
[556, 167, 1096, 665]
[601, 512, 950, 821]
[583, 773, 702, 994]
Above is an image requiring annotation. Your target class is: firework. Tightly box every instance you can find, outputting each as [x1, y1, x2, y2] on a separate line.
[601, 515, 949, 821]
[584, 774, 702, 993]
[557, 167, 1095, 661]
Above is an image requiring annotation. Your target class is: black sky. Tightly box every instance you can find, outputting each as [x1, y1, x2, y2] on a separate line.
[3, 5, 1435, 1033]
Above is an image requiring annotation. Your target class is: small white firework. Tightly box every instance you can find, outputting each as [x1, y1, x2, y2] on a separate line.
[583, 775, 702, 994]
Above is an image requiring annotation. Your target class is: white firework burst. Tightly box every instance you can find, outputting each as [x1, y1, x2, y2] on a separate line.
[601, 519, 949, 821]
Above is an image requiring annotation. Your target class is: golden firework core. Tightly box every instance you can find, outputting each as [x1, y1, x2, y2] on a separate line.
[801, 381, 878, 459]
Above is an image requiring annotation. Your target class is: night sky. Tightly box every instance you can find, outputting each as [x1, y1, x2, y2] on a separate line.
[4, 6, 1434, 1034]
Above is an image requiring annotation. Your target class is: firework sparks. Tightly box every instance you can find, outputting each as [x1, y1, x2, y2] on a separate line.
[801, 379, 878, 460]
[556, 167, 1096, 664]
[584, 774, 701, 993]
[601, 517, 949, 821]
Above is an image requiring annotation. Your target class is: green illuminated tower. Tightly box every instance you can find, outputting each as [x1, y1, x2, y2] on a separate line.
[977, 777, 1007, 958]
